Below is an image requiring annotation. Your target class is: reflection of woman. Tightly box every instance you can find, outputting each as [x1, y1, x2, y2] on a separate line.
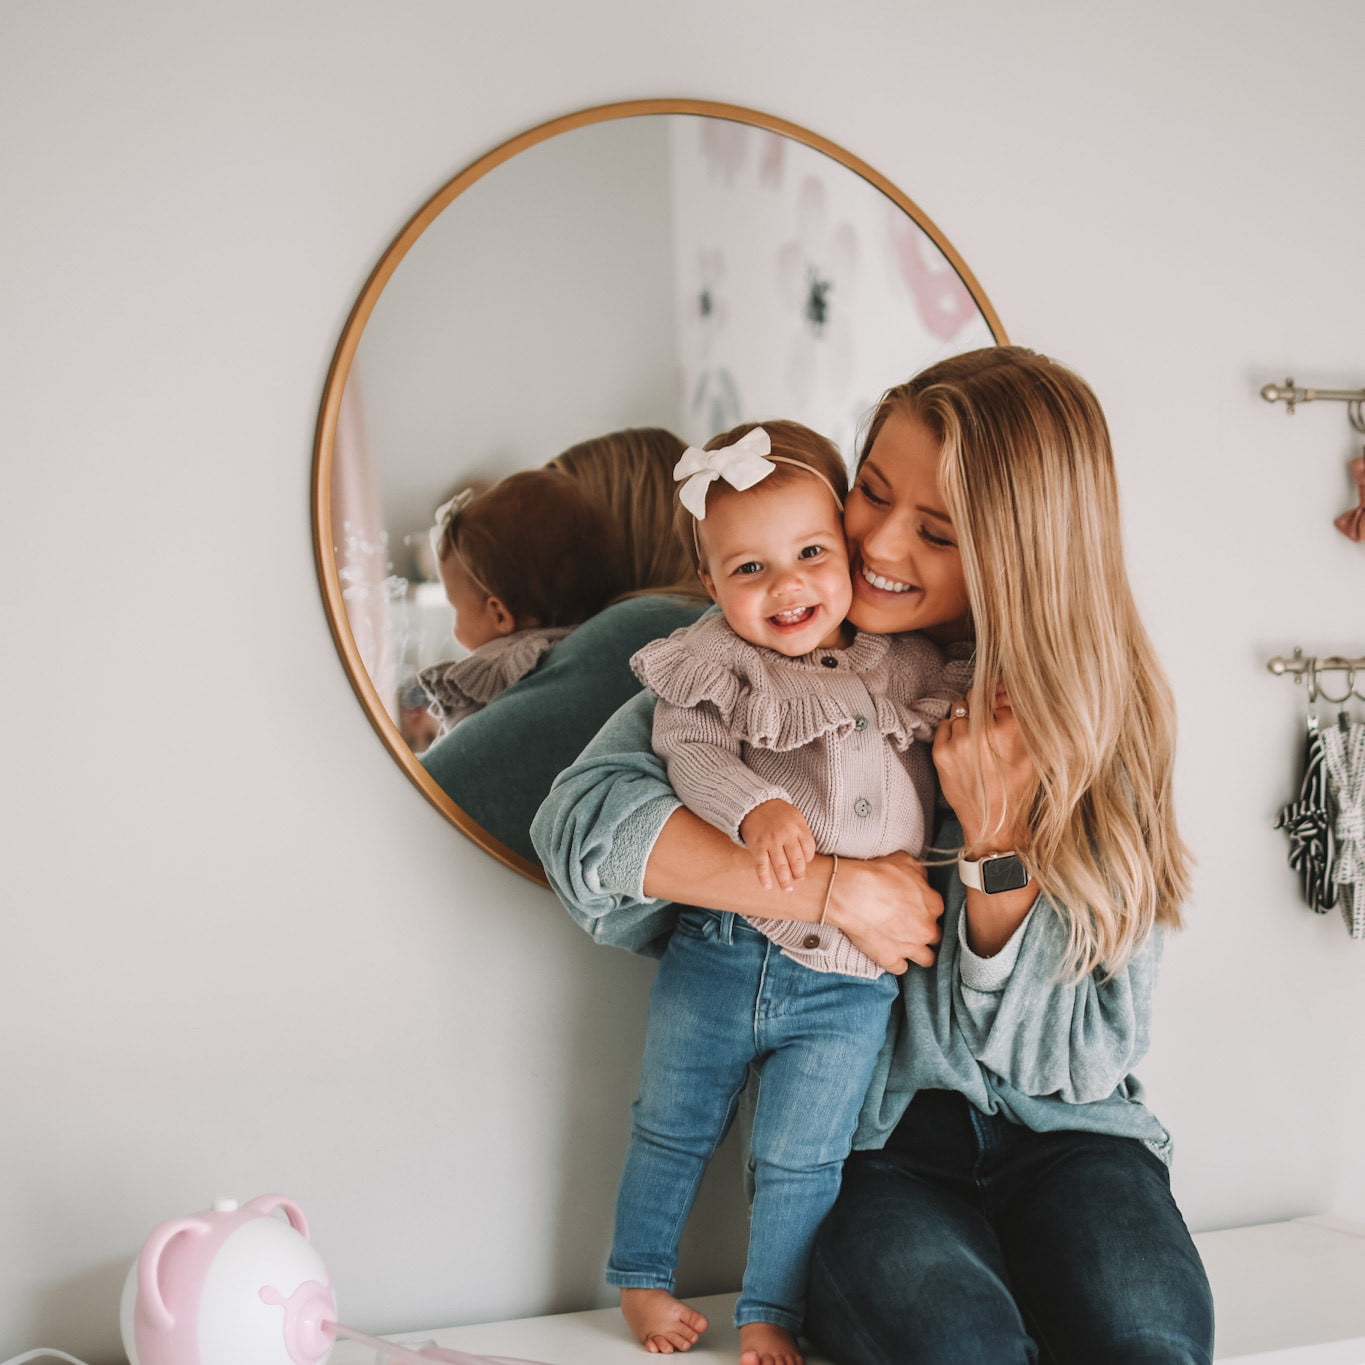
[533, 350, 1215, 1364]
[420, 428, 708, 864]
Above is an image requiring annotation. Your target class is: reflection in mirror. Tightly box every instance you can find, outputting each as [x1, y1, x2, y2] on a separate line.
[314, 103, 1004, 880]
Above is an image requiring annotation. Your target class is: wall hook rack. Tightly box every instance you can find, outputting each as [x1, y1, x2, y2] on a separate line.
[1260, 378, 1365, 433]
[1267, 648, 1365, 703]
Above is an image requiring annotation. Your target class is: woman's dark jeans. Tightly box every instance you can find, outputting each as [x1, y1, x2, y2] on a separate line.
[805, 1090, 1214, 1365]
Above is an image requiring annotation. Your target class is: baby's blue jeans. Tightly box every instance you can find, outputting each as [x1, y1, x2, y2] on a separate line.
[608, 907, 897, 1332]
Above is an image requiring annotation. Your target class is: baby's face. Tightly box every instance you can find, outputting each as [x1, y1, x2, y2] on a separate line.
[438, 551, 501, 652]
[697, 475, 853, 657]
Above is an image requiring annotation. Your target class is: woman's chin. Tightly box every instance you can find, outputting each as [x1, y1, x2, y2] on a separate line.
[848, 586, 923, 634]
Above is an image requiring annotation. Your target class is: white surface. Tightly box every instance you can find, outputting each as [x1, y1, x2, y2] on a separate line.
[3, 3, 1365, 1362]
[325, 1219, 1365, 1365]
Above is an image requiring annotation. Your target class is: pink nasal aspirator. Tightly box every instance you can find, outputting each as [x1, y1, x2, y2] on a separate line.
[120, 1195, 551, 1365]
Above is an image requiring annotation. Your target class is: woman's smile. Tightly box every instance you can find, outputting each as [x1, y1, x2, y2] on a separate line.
[855, 561, 917, 595]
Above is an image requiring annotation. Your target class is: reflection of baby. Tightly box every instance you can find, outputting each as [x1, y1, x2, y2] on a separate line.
[419, 469, 626, 734]
[610, 422, 970, 1365]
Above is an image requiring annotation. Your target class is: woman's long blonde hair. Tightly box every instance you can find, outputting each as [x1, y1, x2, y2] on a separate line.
[548, 428, 709, 600]
[863, 347, 1190, 975]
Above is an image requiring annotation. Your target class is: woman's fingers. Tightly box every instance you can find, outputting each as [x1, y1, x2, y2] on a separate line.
[827, 853, 943, 973]
[934, 691, 1037, 854]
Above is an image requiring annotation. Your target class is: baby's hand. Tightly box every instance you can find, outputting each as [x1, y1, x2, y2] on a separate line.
[740, 800, 816, 892]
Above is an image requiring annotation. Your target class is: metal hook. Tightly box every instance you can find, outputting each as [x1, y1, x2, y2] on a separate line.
[1312, 658, 1359, 706]
[1350, 398, 1365, 435]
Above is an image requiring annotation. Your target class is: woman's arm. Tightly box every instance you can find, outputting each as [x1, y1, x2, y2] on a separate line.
[532, 691, 944, 972]
[645, 807, 943, 970]
[952, 892, 1162, 1104]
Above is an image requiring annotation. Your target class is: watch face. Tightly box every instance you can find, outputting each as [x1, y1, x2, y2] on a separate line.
[981, 855, 1030, 894]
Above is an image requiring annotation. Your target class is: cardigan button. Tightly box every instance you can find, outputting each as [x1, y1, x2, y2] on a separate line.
[853, 715, 868, 732]
[802, 933, 821, 950]
[821, 655, 837, 668]
[854, 797, 873, 818]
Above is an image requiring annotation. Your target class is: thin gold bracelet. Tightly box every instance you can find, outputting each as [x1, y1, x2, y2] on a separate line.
[819, 854, 839, 925]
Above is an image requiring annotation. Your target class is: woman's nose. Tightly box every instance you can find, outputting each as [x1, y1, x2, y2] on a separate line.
[860, 512, 912, 565]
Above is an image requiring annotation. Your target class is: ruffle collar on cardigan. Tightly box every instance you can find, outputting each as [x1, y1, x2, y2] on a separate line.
[632, 613, 964, 754]
[419, 625, 573, 723]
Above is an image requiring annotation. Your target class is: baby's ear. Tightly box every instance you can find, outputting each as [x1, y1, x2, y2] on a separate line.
[485, 596, 519, 637]
[696, 568, 719, 604]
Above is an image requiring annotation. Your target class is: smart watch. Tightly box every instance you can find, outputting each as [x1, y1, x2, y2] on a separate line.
[958, 851, 1031, 894]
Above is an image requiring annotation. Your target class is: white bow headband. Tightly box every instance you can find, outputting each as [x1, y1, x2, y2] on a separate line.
[673, 427, 844, 520]
[429, 486, 476, 559]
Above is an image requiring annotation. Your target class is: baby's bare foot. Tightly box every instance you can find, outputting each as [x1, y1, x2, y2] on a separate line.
[739, 1321, 804, 1365]
[620, 1288, 709, 1353]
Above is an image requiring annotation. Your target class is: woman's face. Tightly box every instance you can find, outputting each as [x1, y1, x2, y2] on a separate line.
[844, 407, 972, 643]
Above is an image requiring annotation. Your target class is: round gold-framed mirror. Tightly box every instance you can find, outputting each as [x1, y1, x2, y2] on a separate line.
[312, 99, 1006, 885]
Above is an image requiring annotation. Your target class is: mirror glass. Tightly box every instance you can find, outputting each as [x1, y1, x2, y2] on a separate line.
[313, 101, 1005, 881]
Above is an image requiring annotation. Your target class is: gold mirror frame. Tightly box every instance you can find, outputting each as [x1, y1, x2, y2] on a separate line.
[311, 98, 1007, 886]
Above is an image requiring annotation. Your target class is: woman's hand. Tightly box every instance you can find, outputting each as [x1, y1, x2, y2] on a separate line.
[740, 799, 816, 892]
[823, 852, 944, 973]
[933, 684, 1037, 856]
[934, 685, 1042, 957]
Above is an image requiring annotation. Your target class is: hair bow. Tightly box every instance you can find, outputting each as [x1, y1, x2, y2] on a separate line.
[673, 427, 775, 520]
[1335, 457, 1365, 543]
[429, 486, 476, 557]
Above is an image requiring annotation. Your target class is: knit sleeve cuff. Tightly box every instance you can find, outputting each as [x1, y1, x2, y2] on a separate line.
[957, 905, 1032, 993]
[598, 793, 684, 902]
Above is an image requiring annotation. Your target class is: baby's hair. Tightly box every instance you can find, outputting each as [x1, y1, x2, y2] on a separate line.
[435, 468, 628, 629]
[675, 420, 849, 577]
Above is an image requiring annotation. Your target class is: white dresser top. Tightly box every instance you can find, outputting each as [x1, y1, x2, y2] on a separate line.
[327, 1216, 1365, 1365]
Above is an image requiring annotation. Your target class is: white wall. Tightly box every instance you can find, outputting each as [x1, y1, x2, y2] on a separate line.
[356, 114, 680, 558]
[2, 2, 1363, 1360]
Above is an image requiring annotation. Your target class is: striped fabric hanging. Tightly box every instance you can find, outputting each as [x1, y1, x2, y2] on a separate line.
[1275, 720, 1338, 915]
[1321, 716, 1365, 938]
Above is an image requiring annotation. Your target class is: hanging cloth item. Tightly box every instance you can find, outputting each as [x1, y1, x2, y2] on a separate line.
[1336, 456, 1365, 542]
[1320, 715, 1365, 938]
[1275, 718, 1338, 915]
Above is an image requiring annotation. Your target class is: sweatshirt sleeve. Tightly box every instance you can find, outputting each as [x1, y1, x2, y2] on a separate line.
[530, 689, 684, 959]
[950, 878, 1162, 1104]
[652, 697, 792, 841]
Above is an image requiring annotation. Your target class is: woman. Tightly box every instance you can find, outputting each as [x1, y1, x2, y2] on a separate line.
[531, 348, 1214, 1365]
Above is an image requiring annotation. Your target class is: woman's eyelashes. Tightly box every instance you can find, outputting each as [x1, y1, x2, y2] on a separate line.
[854, 477, 888, 507]
[855, 478, 956, 549]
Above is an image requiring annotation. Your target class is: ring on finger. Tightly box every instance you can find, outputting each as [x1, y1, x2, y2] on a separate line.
[952, 704, 968, 719]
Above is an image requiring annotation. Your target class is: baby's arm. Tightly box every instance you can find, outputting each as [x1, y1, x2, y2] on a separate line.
[652, 698, 814, 892]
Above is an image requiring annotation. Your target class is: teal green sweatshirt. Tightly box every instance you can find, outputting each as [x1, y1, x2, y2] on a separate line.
[530, 688, 1174, 1161]
[420, 594, 707, 864]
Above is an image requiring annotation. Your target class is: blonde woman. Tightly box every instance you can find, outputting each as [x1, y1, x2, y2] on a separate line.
[533, 349, 1214, 1365]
